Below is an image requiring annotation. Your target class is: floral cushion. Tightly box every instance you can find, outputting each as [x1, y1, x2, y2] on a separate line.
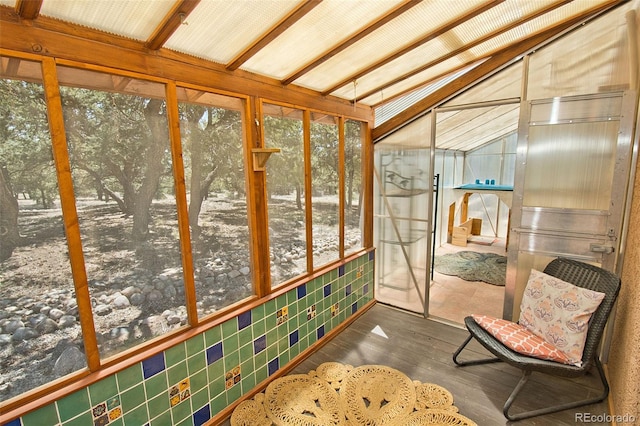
[518, 269, 605, 366]
[471, 314, 572, 364]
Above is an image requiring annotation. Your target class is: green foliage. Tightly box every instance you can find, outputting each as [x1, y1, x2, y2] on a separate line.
[0, 79, 57, 207]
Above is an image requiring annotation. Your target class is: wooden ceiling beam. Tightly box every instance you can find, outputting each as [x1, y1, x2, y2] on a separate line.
[372, 0, 625, 141]
[15, 0, 42, 20]
[356, 0, 572, 102]
[321, 0, 504, 96]
[0, 10, 372, 121]
[145, 0, 201, 51]
[226, 0, 323, 71]
[281, 0, 423, 86]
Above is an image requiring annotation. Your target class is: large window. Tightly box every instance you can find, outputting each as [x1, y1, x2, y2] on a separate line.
[263, 105, 306, 286]
[310, 112, 340, 268]
[0, 58, 88, 401]
[177, 88, 251, 315]
[344, 119, 364, 255]
[58, 67, 187, 359]
[0, 55, 369, 407]
[263, 103, 367, 287]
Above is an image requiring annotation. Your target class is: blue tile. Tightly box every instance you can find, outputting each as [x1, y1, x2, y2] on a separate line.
[193, 404, 211, 426]
[323, 284, 331, 298]
[297, 284, 306, 299]
[363, 283, 369, 294]
[352, 302, 358, 314]
[4, 419, 20, 426]
[289, 330, 299, 347]
[317, 325, 325, 340]
[268, 357, 279, 376]
[142, 352, 166, 379]
[346, 284, 352, 296]
[338, 265, 345, 276]
[238, 311, 252, 330]
[368, 251, 375, 261]
[206, 342, 224, 365]
[254, 335, 267, 354]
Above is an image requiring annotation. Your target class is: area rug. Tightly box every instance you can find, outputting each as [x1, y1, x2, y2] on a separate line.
[434, 251, 507, 286]
[230, 362, 477, 425]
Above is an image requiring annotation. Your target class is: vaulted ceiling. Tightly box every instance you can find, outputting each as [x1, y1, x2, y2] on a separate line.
[0, 0, 629, 136]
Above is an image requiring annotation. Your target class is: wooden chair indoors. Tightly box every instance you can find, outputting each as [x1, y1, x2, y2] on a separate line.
[452, 257, 621, 421]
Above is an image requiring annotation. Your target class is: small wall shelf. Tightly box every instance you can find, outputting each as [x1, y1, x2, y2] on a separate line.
[252, 148, 280, 171]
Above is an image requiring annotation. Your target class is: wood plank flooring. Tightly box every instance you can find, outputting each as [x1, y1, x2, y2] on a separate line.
[222, 303, 611, 425]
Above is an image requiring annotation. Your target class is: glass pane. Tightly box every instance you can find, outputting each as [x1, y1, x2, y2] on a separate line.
[311, 112, 340, 268]
[177, 88, 251, 318]
[523, 121, 618, 210]
[527, 5, 630, 100]
[344, 120, 363, 255]
[373, 145, 430, 314]
[58, 67, 186, 359]
[263, 104, 306, 286]
[1, 58, 88, 402]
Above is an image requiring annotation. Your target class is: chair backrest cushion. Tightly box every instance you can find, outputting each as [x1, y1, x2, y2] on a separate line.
[519, 269, 605, 366]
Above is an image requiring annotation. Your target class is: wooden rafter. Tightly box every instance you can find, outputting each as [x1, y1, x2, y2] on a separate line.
[226, 0, 323, 71]
[15, 0, 42, 20]
[321, 0, 504, 96]
[145, 0, 201, 51]
[372, 0, 626, 141]
[357, 0, 573, 103]
[281, 0, 423, 86]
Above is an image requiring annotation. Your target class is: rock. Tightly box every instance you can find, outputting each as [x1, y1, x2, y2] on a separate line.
[58, 315, 77, 328]
[3, 319, 24, 334]
[53, 346, 86, 377]
[166, 315, 181, 325]
[35, 318, 59, 334]
[12, 327, 39, 341]
[239, 266, 251, 276]
[147, 290, 163, 303]
[130, 293, 145, 305]
[0, 334, 11, 345]
[48, 308, 65, 320]
[120, 286, 138, 298]
[94, 304, 112, 316]
[229, 270, 241, 279]
[112, 294, 130, 309]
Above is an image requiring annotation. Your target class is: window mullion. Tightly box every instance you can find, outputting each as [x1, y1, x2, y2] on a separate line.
[41, 58, 100, 370]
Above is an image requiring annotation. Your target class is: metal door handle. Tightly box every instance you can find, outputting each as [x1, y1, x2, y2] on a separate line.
[590, 244, 614, 254]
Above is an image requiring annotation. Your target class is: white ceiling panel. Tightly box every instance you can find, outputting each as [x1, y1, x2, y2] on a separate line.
[39, 0, 175, 40]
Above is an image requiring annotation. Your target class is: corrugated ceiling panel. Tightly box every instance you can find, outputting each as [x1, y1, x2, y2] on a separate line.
[242, 0, 405, 80]
[328, 37, 453, 100]
[343, 55, 471, 105]
[39, 0, 175, 41]
[373, 63, 481, 126]
[448, 0, 557, 45]
[294, 0, 485, 92]
[165, 0, 299, 64]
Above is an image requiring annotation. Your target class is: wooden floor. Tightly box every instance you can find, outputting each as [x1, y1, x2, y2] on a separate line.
[223, 303, 611, 425]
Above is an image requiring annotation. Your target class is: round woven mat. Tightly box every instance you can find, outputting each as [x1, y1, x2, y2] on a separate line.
[405, 409, 477, 426]
[339, 365, 416, 424]
[264, 374, 345, 425]
[230, 363, 477, 426]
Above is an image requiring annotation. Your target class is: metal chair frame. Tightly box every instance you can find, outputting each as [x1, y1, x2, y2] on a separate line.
[452, 257, 621, 421]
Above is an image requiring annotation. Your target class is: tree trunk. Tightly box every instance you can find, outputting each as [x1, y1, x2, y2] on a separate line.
[132, 99, 167, 241]
[0, 166, 20, 260]
[295, 183, 302, 210]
